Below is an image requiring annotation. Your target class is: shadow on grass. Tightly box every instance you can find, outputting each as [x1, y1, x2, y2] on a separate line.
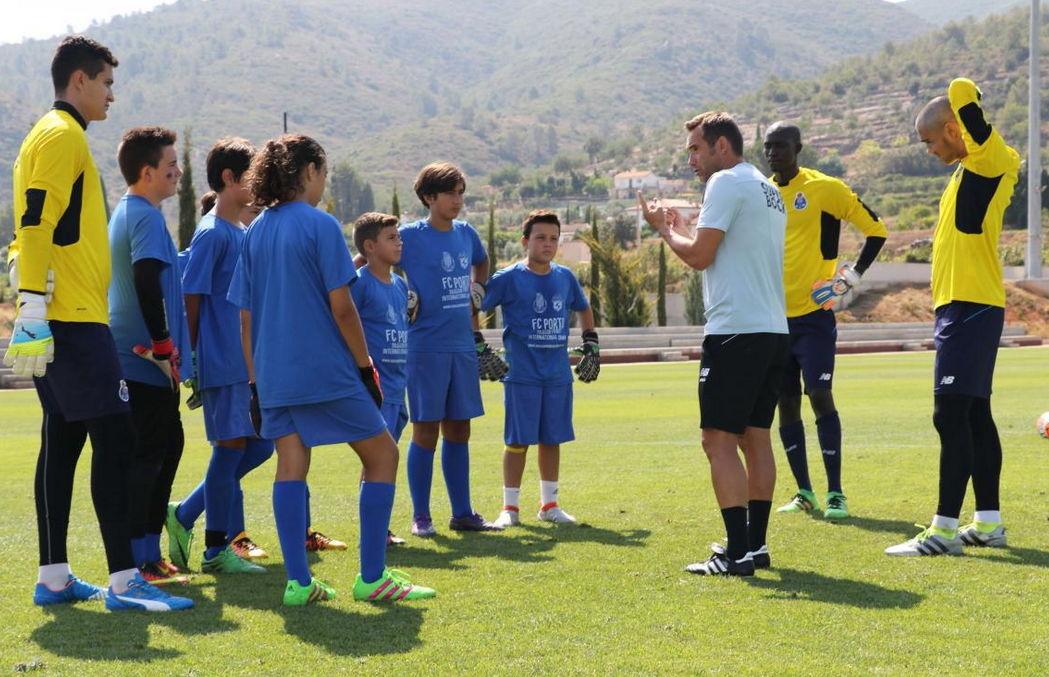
[977, 546, 1049, 569]
[747, 567, 923, 609]
[30, 588, 237, 661]
[279, 603, 424, 657]
[825, 515, 922, 537]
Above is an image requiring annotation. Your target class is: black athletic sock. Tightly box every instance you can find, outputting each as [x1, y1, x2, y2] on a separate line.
[721, 506, 749, 560]
[747, 500, 772, 552]
[933, 394, 975, 519]
[779, 420, 812, 492]
[816, 411, 843, 494]
[970, 398, 1002, 512]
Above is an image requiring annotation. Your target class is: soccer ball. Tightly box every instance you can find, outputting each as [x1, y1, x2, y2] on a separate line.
[1037, 412, 1049, 439]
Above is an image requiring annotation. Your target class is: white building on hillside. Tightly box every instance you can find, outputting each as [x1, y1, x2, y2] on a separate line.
[612, 170, 666, 199]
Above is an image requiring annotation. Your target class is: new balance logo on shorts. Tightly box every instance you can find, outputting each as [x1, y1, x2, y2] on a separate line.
[819, 373, 831, 381]
[940, 376, 955, 385]
[700, 367, 710, 383]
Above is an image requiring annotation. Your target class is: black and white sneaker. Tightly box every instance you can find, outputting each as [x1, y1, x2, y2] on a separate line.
[710, 541, 771, 569]
[685, 551, 755, 577]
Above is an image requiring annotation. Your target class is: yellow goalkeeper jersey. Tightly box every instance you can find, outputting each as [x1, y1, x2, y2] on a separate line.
[931, 78, 1020, 310]
[774, 167, 887, 318]
[9, 102, 111, 324]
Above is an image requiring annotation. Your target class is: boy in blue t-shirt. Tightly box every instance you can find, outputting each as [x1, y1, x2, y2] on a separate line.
[398, 162, 507, 537]
[481, 210, 600, 528]
[107, 127, 194, 609]
[164, 138, 272, 576]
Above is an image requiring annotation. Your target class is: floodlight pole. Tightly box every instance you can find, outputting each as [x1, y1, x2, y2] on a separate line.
[1026, 0, 1042, 279]
[283, 112, 288, 134]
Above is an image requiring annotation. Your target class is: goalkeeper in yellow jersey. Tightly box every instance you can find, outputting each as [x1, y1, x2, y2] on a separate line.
[763, 122, 887, 520]
[887, 79, 1019, 557]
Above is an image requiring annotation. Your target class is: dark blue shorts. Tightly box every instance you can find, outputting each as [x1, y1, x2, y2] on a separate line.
[503, 381, 574, 447]
[406, 351, 484, 423]
[781, 309, 837, 397]
[34, 321, 131, 422]
[933, 302, 1004, 398]
[381, 400, 409, 443]
[201, 382, 256, 442]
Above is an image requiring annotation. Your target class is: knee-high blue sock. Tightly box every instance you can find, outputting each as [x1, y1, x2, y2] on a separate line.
[130, 536, 147, 567]
[359, 482, 395, 583]
[273, 480, 310, 585]
[442, 440, 472, 519]
[407, 442, 436, 519]
[305, 483, 312, 531]
[145, 532, 162, 563]
[204, 445, 243, 559]
[176, 480, 206, 530]
[227, 484, 246, 540]
[816, 411, 843, 494]
[226, 438, 274, 540]
[779, 420, 812, 492]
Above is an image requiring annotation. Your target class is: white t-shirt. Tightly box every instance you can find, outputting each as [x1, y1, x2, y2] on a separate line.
[697, 162, 788, 335]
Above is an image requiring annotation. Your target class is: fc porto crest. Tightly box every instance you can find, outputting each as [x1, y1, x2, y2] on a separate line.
[441, 251, 455, 272]
[552, 293, 564, 312]
[458, 251, 470, 269]
[118, 379, 129, 402]
[533, 292, 547, 314]
[386, 303, 398, 325]
[793, 192, 807, 210]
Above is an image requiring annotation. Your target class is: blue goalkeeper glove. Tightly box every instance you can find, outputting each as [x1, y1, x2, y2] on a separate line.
[3, 292, 54, 377]
[573, 329, 600, 383]
[810, 264, 861, 310]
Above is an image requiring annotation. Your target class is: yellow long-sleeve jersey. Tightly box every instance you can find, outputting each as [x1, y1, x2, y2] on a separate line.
[775, 167, 888, 318]
[9, 103, 111, 324]
[931, 78, 1020, 310]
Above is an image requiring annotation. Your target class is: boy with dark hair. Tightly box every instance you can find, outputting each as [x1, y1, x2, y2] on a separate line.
[482, 210, 599, 528]
[6, 35, 186, 611]
[106, 126, 194, 608]
[165, 137, 272, 573]
[400, 162, 507, 537]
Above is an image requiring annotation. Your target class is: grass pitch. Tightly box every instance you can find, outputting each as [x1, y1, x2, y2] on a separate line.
[2, 348, 1048, 676]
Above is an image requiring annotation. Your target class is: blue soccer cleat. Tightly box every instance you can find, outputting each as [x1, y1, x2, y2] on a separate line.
[33, 575, 105, 606]
[105, 573, 194, 612]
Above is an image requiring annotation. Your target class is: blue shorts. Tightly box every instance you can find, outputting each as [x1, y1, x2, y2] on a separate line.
[934, 302, 1004, 398]
[407, 351, 484, 423]
[381, 401, 409, 443]
[201, 382, 256, 442]
[34, 321, 131, 421]
[261, 392, 387, 448]
[503, 381, 574, 447]
[781, 309, 837, 396]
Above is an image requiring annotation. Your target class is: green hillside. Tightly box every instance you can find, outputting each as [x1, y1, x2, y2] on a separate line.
[899, 0, 1029, 25]
[0, 0, 931, 208]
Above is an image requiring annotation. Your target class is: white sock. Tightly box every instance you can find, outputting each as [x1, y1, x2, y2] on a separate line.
[109, 568, 138, 593]
[503, 487, 520, 510]
[931, 515, 959, 533]
[38, 563, 71, 589]
[540, 480, 559, 508]
[974, 510, 1002, 524]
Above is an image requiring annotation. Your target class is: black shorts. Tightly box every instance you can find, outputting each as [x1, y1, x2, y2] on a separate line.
[781, 308, 837, 396]
[933, 302, 1004, 398]
[34, 321, 131, 422]
[699, 332, 789, 435]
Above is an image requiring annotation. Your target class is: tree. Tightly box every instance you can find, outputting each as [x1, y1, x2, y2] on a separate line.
[656, 242, 667, 326]
[588, 207, 601, 326]
[482, 199, 499, 328]
[683, 270, 705, 325]
[584, 136, 605, 164]
[391, 184, 401, 219]
[1004, 167, 1049, 229]
[578, 227, 649, 327]
[177, 129, 196, 251]
[328, 161, 375, 224]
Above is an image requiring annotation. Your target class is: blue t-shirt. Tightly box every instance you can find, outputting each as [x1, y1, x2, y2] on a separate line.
[350, 266, 408, 405]
[398, 219, 487, 353]
[482, 261, 589, 385]
[181, 214, 249, 389]
[108, 193, 193, 388]
[228, 201, 364, 408]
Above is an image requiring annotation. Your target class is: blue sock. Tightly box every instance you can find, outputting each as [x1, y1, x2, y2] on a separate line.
[273, 481, 310, 586]
[226, 438, 274, 540]
[204, 445, 243, 540]
[816, 411, 843, 494]
[359, 482, 395, 583]
[305, 484, 312, 531]
[407, 442, 435, 519]
[145, 533, 162, 563]
[779, 420, 812, 492]
[176, 480, 206, 530]
[441, 440, 472, 519]
[227, 484, 246, 541]
[130, 536, 147, 567]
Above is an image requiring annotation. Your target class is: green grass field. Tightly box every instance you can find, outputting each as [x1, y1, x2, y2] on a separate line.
[2, 348, 1049, 676]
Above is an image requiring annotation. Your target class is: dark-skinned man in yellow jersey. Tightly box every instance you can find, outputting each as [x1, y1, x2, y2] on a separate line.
[886, 79, 1019, 557]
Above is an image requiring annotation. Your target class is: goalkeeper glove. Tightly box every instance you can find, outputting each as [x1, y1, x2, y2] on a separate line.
[7, 257, 54, 303]
[133, 337, 181, 391]
[183, 350, 202, 410]
[406, 289, 420, 324]
[249, 381, 262, 437]
[470, 281, 486, 313]
[475, 330, 508, 381]
[810, 264, 861, 310]
[573, 329, 600, 383]
[360, 359, 383, 408]
[3, 291, 53, 378]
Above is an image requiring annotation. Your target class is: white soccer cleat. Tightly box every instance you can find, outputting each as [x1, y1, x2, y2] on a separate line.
[885, 525, 963, 557]
[493, 509, 520, 528]
[958, 522, 1007, 548]
[537, 505, 576, 524]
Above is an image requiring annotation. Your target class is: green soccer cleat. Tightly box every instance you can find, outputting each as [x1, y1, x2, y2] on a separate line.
[776, 489, 821, 514]
[165, 502, 194, 570]
[201, 546, 267, 574]
[353, 568, 436, 602]
[958, 521, 1007, 548]
[283, 578, 335, 606]
[824, 492, 849, 519]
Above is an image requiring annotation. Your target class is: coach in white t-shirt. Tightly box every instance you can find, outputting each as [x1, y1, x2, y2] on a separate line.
[639, 111, 788, 577]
